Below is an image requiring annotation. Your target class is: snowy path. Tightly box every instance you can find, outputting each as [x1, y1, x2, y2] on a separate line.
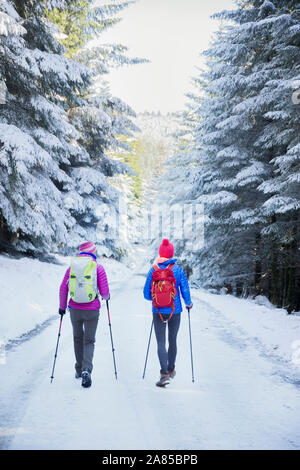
[1, 269, 300, 450]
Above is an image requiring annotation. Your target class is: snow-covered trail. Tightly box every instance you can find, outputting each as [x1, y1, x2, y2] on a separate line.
[2, 267, 300, 450]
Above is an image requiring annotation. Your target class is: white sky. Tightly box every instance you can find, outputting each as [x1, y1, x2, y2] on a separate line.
[99, 0, 235, 114]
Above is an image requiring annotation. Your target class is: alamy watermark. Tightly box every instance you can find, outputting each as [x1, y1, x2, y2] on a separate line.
[95, 198, 205, 249]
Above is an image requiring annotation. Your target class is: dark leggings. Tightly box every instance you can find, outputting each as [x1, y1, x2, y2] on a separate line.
[153, 313, 181, 373]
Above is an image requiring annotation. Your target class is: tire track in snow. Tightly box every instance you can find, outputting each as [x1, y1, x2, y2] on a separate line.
[192, 293, 300, 389]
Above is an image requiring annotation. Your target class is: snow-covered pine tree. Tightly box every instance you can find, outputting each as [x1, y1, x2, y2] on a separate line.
[65, 92, 138, 257]
[209, 0, 300, 310]
[166, 0, 300, 311]
[47, 0, 146, 257]
[0, 0, 91, 255]
[252, 1, 300, 310]
[153, 101, 199, 277]
[0, 0, 144, 258]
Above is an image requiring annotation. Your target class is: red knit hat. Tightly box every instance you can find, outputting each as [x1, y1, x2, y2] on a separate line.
[159, 238, 174, 258]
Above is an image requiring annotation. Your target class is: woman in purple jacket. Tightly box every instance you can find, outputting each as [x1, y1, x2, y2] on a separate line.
[59, 241, 110, 388]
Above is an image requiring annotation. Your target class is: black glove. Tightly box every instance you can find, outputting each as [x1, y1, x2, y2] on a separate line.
[186, 303, 193, 310]
[59, 308, 66, 316]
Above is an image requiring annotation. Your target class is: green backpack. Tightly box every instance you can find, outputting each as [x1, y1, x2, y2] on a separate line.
[69, 256, 98, 303]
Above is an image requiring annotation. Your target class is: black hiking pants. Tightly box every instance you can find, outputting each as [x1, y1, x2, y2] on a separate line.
[153, 312, 181, 374]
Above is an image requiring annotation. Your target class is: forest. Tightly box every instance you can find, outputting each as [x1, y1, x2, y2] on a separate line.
[0, 0, 299, 312]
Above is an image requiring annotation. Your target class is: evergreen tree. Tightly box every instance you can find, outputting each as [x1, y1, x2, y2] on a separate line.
[0, 0, 144, 257]
[0, 0, 91, 254]
[47, 0, 145, 256]
[168, 0, 300, 311]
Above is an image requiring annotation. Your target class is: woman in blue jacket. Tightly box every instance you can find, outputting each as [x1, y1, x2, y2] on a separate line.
[143, 238, 193, 386]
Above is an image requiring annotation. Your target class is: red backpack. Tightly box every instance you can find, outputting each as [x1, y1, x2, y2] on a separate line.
[151, 264, 177, 322]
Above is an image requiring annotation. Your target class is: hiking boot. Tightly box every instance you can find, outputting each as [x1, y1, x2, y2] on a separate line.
[156, 371, 170, 387]
[168, 369, 176, 379]
[81, 370, 92, 388]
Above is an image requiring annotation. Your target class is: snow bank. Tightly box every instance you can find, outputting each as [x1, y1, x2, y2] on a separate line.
[192, 288, 300, 368]
[0, 254, 132, 343]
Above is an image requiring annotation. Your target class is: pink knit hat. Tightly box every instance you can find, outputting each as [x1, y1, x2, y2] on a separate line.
[159, 238, 174, 258]
[79, 241, 96, 254]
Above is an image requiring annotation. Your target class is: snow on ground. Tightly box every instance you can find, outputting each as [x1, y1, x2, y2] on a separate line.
[0, 254, 300, 450]
[0, 254, 132, 343]
[1, 253, 299, 370]
[192, 289, 300, 369]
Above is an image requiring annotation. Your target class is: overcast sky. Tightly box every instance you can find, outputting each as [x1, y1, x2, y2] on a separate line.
[99, 0, 235, 114]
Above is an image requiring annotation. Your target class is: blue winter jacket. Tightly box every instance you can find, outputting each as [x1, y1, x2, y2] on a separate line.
[143, 258, 192, 315]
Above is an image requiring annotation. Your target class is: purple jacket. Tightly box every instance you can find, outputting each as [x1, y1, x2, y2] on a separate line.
[59, 253, 110, 311]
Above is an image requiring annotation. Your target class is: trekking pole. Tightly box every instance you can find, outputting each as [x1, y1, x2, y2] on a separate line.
[142, 319, 154, 379]
[106, 300, 117, 380]
[187, 307, 195, 383]
[50, 314, 63, 383]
